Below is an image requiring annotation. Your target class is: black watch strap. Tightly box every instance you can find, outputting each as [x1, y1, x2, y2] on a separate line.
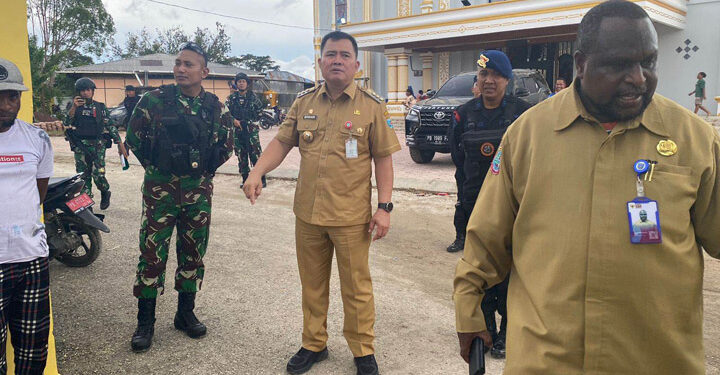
[378, 202, 393, 213]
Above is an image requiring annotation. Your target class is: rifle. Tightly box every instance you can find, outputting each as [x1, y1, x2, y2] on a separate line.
[65, 127, 104, 183]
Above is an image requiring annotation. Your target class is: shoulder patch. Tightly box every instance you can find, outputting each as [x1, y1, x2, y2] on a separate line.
[359, 87, 384, 103]
[297, 86, 319, 98]
[491, 147, 503, 175]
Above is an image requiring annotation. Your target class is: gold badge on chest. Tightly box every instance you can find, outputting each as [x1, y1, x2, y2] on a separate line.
[302, 131, 314, 143]
[656, 139, 677, 156]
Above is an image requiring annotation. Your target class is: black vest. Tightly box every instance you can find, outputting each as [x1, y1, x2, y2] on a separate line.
[151, 85, 218, 177]
[73, 103, 104, 139]
[460, 98, 521, 161]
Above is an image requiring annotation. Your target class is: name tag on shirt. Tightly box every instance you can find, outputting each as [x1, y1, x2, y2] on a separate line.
[303, 115, 317, 120]
[346, 138, 358, 159]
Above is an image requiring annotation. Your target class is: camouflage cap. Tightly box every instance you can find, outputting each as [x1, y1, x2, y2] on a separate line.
[0, 58, 29, 92]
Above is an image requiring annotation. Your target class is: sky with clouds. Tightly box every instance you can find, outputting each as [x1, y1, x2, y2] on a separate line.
[104, 0, 316, 79]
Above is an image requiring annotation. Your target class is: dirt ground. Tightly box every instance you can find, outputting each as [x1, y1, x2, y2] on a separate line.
[48, 147, 720, 374]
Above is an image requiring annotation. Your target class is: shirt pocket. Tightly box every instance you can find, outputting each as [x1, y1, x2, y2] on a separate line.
[644, 163, 697, 242]
[339, 122, 370, 155]
[297, 120, 320, 150]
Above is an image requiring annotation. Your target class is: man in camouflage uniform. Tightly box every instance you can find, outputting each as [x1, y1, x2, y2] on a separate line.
[63, 77, 128, 209]
[125, 42, 234, 352]
[225, 72, 265, 187]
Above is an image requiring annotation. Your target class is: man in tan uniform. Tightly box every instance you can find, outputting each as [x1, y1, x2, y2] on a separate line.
[243, 31, 400, 375]
[454, 1, 720, 374]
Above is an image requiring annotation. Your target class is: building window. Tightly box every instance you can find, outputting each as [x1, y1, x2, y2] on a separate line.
[336, 0, 348, 25]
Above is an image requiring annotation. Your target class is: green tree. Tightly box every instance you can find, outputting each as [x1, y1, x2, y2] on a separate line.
[27, 0, 115, 115]
[112, 22, 232, 64]
[226, 54, 280, 73]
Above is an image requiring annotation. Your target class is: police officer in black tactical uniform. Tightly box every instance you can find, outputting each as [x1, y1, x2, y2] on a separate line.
[122, 85, 140, 127]
[447, 50, 531, 359]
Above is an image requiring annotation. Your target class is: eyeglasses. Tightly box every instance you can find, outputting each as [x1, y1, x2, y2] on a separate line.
[179, 42, 208, 62]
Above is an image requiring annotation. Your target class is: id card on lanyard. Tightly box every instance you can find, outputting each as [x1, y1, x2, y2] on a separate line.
[344, 121, 358, 159]
[627, 159, 662, 244]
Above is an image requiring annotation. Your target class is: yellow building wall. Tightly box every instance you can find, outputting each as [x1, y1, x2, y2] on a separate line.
[1, 1, 60, 374]
[1, 0, 34, 122]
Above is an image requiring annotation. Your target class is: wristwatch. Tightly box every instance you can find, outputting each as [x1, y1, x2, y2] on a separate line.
[378, 202, 394, 213]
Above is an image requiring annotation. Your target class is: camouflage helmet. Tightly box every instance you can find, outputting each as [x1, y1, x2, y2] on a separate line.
[234, 72, 249, 83]
[75, 77, 96, 91]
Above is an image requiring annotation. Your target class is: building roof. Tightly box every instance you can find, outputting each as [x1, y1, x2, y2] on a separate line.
[57, 53, 263, 79]
[263, 70, 314, 85]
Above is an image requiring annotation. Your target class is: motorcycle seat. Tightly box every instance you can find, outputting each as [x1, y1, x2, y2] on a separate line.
[48, 174, 80, 189]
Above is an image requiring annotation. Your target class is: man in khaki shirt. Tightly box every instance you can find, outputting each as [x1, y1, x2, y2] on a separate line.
[243, 31, 400, 375]
[454, 1, 720, 374]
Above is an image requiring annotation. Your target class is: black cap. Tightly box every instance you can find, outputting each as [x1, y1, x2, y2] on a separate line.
[125, 85, 135, 91]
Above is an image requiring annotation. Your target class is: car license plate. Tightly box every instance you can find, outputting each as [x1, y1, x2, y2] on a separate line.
[426, 135, 447, 143]
[66, 193, 94, 212]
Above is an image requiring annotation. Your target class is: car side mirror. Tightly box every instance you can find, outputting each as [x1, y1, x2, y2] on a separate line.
[514, 88, 530, 97]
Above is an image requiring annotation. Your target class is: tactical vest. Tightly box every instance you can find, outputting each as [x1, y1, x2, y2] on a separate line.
[228, 92, 254, 124]
[73, 103, 105, 139]
[460, 98, 520, 161]
[151, 85, 218, 177]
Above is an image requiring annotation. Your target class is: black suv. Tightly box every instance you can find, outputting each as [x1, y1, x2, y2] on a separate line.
[405, 69, 551, 163]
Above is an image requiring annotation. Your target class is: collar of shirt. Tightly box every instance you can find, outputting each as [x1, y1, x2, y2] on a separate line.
[553, 81, 669, 138]
[177, 86, 205, 108]
[318, 81, 357, 101]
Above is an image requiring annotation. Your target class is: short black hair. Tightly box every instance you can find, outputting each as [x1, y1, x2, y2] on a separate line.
[577, 0, 650, 54]
[320, 31, 358, 57]
[700, 72, 707, 78]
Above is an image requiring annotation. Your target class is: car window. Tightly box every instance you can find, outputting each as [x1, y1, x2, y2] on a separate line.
[522, 77, 538, 93]
[435, 74, 475, 97]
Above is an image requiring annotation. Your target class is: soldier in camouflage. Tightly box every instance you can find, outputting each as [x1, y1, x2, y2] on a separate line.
[63, 77, 128, 209]
[125, 42, 234, 352]
[225, 72, 265, 187]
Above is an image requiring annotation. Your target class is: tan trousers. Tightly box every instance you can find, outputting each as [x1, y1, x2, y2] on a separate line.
[295, 217, 375, 357]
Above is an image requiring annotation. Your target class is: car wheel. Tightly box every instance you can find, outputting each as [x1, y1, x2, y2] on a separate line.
[409, 147, 435, 164]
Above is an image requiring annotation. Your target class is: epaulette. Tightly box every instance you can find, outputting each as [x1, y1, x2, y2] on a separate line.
[359, 87, 384, 103]
[297, 86, 318, 98]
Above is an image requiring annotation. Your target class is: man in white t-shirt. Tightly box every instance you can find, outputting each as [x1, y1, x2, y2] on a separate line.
[0, 57, 53, 374]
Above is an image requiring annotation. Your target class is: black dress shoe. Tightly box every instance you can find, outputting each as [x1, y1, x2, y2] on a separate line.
[354, 354, 379, 375]
[286, 347, 328, 374]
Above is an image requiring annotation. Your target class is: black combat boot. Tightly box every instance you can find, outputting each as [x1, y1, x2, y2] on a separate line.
[174, 292, 207, 338]
[261, 175, 267, 188]
[491, 329, 506, 359]
[131, 298, 156, 352]
[446, 234, 465, 253]
[100, 190, 111, 210]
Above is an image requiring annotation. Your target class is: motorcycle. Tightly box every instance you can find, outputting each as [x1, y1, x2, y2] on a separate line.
[44, 174, 110, 267]
[259, 105, 286, 130]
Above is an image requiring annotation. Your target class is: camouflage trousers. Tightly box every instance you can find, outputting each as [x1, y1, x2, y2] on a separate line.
[72, 139, 109, 197]
[235, 127, 262, 176]
[133, 168, 214, 299]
